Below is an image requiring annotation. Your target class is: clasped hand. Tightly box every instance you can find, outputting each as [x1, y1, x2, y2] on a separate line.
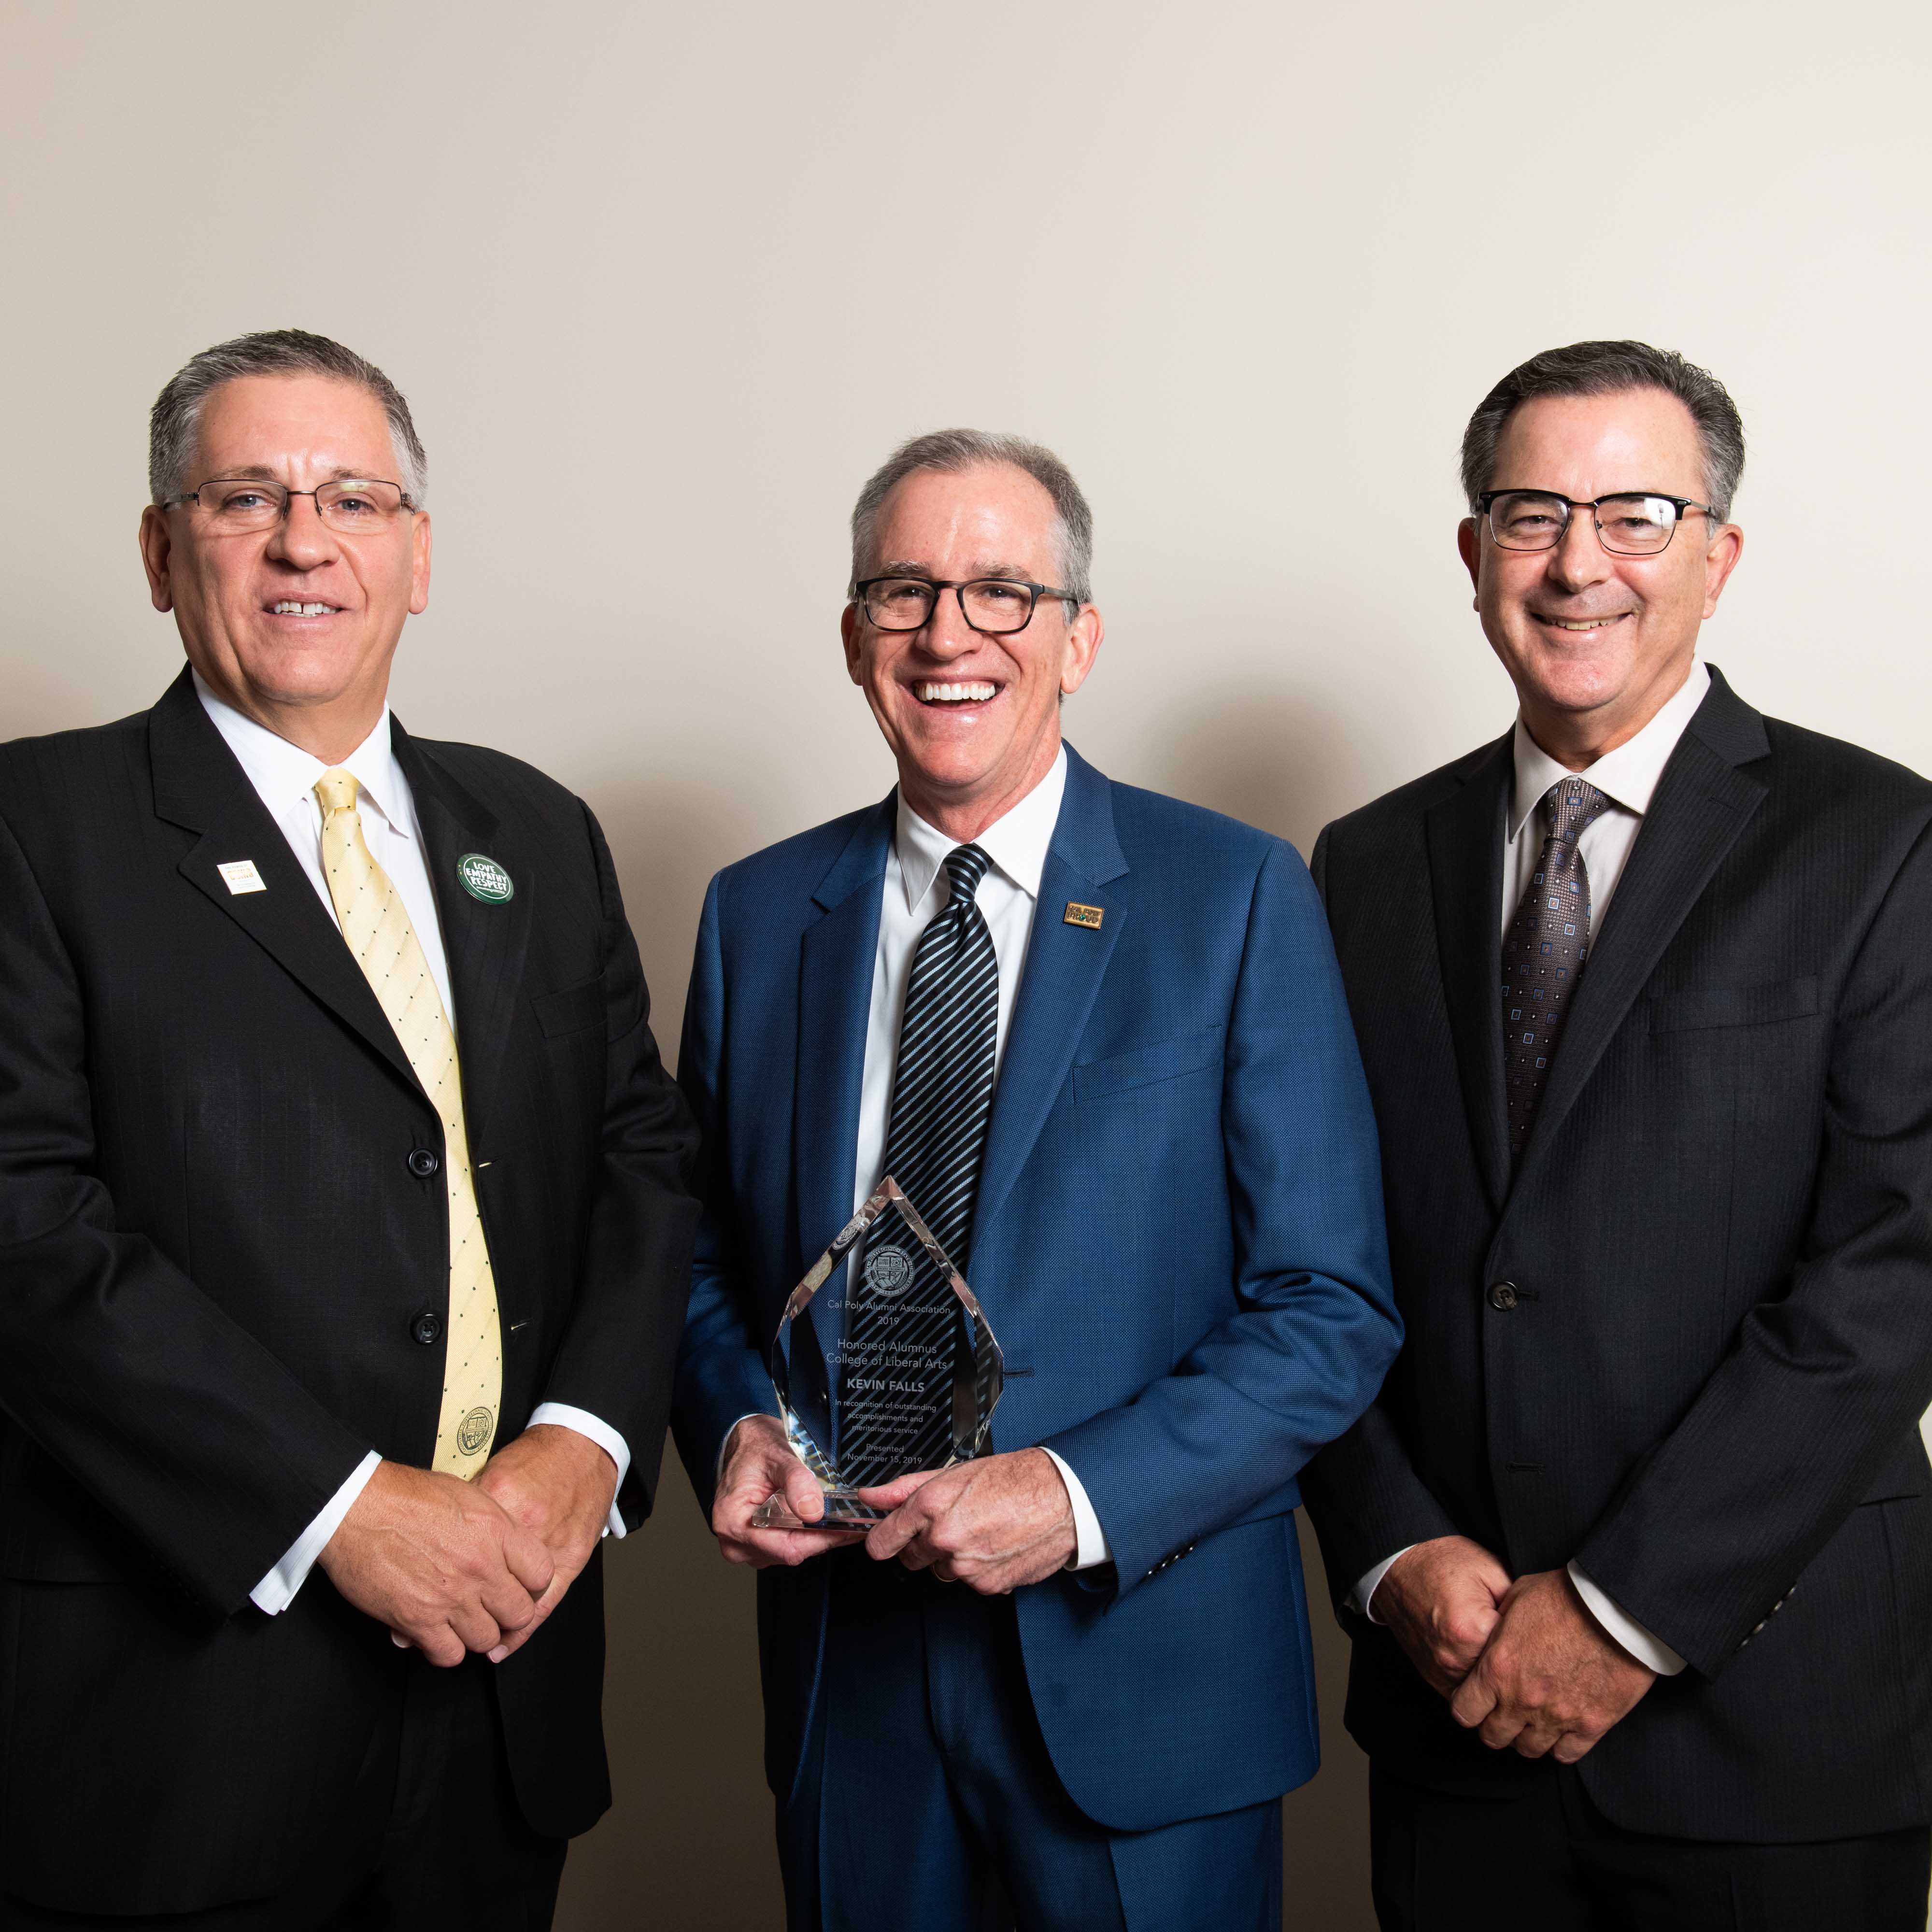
[319, 1425, 618, 1667]
[711, 1415, 1076, 1593]
[1374, 1536, 1654, 1763]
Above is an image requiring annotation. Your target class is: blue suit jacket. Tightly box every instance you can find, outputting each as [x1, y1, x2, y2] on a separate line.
[672, 746, 1399, 1831]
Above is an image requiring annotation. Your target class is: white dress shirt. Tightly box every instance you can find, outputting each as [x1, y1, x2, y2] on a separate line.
[191, 676, 629, 1614]
[1352, 662, 1711, 1677]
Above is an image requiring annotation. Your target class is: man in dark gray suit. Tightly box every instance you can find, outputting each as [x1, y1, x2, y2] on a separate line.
[1304, 340, 1932, 1929]
[0, 330, 698, 1928]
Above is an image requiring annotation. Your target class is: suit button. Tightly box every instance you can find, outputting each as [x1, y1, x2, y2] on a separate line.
[411, 1311, 443, 1346]
[1488, 1281, 1520, 1311]
[407, 1148, 440, 1179]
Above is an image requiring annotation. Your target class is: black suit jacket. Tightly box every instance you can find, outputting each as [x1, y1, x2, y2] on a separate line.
[1302, 668, 1932, 1843]
[0, 669, 698, 1913]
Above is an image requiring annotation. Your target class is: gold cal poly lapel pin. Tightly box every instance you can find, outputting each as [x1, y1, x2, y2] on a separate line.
[1063, 902, 1104, 930]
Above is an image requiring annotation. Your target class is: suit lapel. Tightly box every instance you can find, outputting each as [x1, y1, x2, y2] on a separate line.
[794, 802, 893, 1358]
[1426, 736, 1513, 1213]
[970, 748, 1129, 1259]
[395, 724, 533, 1153]
[1514, 671, 1769, 1181]
[152, 670, 419, 1092]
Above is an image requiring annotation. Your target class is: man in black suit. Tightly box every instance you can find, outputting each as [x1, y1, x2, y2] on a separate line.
[0, 330, 698, 1928]
[1303, 340, 1932, 1928]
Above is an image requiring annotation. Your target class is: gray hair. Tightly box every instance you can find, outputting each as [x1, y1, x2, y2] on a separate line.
[149, 328, 427, 507]
[1459, 340, 1745, 522]
[848, 428, 1093, 606]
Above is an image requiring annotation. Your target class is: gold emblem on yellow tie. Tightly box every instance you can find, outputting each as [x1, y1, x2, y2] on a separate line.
[314, 769, 501, 1477]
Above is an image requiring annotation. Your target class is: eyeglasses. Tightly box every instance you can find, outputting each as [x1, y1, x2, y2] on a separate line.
[1477, 491, 1717, 556]
[162, 477, 416, 535]
[853, 576, 1079, 635]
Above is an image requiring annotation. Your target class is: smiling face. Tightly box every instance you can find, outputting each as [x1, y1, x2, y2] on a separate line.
[139, 372, 430, 759]
[841, 462, 1103, 839]
[1457, 387, 1742, 766]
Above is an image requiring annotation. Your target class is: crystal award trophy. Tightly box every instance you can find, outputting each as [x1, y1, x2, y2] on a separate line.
[750, 1176, 1003, 1529]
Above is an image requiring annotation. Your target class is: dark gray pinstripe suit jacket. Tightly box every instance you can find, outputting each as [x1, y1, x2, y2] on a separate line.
[1303, 667, 1932, 1843]
[0, 668, 698, 1913]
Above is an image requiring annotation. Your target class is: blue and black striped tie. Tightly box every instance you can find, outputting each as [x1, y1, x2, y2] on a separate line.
[839, 843, 999, 1482]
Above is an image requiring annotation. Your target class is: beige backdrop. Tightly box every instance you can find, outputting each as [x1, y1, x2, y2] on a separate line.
[5, 2, 1930, 1925]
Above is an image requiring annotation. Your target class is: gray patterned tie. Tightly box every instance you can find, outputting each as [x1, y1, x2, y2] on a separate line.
[1502, 780, 1611, 1158]
[839, 843, 999, 1483]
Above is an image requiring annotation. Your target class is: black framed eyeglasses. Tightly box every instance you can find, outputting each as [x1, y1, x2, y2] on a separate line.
[161, 477, 416, 535]
[853, 576, 1080, 635]
[1476, 490, 1717, 557]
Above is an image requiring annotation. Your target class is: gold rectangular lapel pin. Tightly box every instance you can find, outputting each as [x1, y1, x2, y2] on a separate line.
[1063, 902, 1105, 930]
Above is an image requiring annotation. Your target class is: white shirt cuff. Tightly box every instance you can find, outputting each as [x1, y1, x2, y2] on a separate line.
[530, 1402, 631, 1539]
[251, 1449, 382, 1615]
[1041, 1447, 1111, 1570]
[1568, 1563, 1686, 1676]
[1353, 1545, 1415, 1621]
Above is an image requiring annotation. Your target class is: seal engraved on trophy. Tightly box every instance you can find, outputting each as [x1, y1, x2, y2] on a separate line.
[751, 1176, 1005, 1529]
[863, 1245, 915, 1296]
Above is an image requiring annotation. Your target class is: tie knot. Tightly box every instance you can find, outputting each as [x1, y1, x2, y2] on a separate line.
[943, 843, 992, 907]
[1539, 780, 1609, 846]
[315, 768, 359, 815]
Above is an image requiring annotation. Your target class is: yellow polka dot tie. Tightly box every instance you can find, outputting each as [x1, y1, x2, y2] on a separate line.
[315, 770, 501, 1476]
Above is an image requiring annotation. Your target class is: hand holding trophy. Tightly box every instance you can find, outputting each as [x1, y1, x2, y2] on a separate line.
[751, 1177, 1004, 1530]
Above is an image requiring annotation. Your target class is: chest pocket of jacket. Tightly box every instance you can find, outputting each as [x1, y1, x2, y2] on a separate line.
[534, 975, 605, 1039]
[1073, 1025, 1223, 1103]
[1648, 977, 1818, 1035]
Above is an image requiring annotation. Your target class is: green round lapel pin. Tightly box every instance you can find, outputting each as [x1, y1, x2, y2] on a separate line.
[457, 853, 515, 904]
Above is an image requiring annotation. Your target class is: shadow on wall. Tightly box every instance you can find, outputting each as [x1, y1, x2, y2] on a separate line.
[583, 775, 768, 1049]
[555, 771, 789, 1931]
[1146, 686, 1378, 860]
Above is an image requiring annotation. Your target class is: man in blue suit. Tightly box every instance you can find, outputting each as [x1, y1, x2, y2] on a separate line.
[673, 429, 1400, 1931]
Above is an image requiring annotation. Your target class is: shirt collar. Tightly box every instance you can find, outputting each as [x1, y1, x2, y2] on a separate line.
[193, 669, 412, 838]
[1508, 659, 1710, 842]
[895, 747, 1068, 916]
